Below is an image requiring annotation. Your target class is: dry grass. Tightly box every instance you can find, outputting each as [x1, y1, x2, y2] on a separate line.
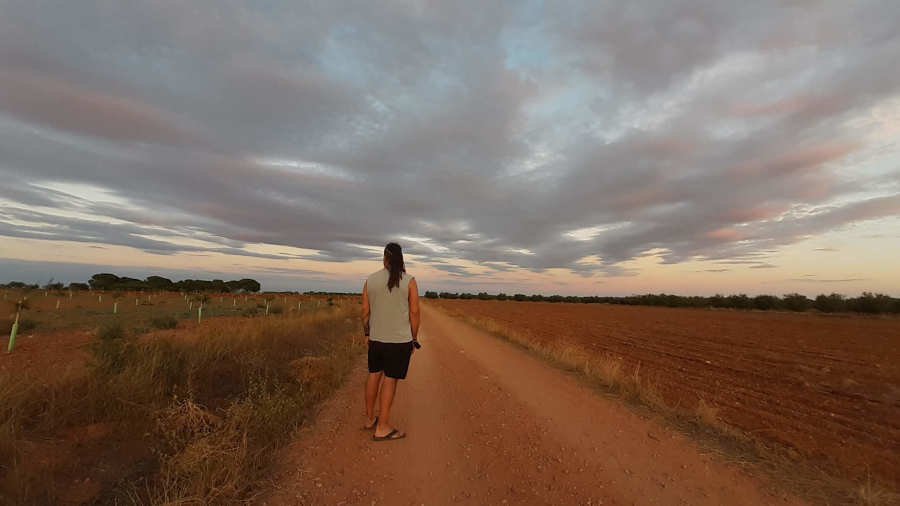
[0, 303, 361, 505]
[857, 474, 900, 506]
[695, 398, 721, 427]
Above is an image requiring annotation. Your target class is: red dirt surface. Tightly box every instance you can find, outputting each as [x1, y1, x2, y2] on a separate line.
[0, 329, 93, 380]
[431, 299, 900, 488]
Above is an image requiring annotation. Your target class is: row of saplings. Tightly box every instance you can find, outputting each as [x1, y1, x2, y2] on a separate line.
[3, 292, 336, 353]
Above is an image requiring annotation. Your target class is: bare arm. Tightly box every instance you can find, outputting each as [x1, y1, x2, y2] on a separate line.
[361, 280, 370, 336]
[408, 278, 420, 341]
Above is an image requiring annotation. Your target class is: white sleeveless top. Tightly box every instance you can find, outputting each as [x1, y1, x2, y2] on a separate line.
[367, 268, 414, 343]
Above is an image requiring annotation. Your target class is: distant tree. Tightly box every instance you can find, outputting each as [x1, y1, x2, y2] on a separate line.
[848, 292, 893, 314]
[752, 295, 781, 311]
[782, 293, 811, 312]
[708, 294, 727, 308]
[424, 291, 438, 299]
[146, 276, 174, 291]
[496, 293, 508, 301]
[813, 293, 845, 313]
[67, 282, 89, 291]
[512, 293, 528, 301]
[117, 277, 145, 291]
[726, 294, 751, 309]
[89, 273, 120, 290]
[237, 278, 261, 293]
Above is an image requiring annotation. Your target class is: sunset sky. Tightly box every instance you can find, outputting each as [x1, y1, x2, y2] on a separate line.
[1, 1, 898, 295]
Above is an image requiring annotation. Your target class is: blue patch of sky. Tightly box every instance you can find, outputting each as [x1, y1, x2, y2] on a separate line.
[501, 0, 557, 77]
[316, 24, 372, 87]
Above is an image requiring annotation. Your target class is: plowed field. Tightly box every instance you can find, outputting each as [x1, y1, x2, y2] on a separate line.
[430, 299, 900, 488]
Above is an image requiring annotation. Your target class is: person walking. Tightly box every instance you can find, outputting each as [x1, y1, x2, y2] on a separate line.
[361, 242, 420, 441]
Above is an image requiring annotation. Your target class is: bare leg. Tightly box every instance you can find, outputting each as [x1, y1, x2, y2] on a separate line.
[375, 377, 403, 437]
[365, 372, 382, 426]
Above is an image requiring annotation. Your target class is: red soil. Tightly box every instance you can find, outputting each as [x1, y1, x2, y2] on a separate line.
[431, 299, 900, 488]
[0, 329, 93, 380]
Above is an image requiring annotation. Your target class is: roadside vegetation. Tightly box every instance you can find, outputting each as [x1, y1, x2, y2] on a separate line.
[0, 292, 361, 504]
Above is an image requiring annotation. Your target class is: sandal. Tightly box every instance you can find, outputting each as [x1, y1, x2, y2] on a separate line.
[372, 428, 406, 441]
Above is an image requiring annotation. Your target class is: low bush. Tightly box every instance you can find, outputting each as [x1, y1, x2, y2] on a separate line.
[151, 315, 178, 330]
[97, 321, 125, 340]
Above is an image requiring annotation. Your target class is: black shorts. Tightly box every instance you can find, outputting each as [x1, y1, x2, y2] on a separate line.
[367, 340, 414, 379]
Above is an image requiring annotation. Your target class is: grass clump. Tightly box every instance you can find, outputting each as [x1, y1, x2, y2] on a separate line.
[857, 474, 900, 505]
[150, 315, 178, 330]
[97, 320, 125, 340]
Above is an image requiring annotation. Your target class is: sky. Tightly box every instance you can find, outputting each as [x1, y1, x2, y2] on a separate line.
[0, 0, 899, 296]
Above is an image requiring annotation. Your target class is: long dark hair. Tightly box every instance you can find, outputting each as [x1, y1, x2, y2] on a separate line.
[384, 242, 405, 291]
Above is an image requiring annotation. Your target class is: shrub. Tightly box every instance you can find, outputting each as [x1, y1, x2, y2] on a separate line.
[269, 305, 284, 315]
[90, 323, 132, 375]
[98, 321, 125, 340]
[151, 315, 178, 330]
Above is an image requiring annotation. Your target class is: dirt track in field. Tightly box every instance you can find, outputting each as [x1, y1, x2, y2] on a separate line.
[431, 300, 900, 490]
[264, 305, 803, 505]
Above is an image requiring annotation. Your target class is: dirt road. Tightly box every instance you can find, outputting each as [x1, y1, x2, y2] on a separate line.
[264, 305, 803, 505]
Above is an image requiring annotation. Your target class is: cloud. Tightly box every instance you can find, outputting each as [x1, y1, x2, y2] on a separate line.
[0, 0, 898, 282]
[0, 69, 204, 147]
[789, 277, 868, 283]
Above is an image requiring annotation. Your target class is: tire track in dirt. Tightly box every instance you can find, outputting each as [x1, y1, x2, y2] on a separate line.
[263, 305, 802, 505]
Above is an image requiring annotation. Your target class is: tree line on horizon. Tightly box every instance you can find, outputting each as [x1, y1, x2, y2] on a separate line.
[423, 290, 900, 314]
[3, 275, 896, 314]
[1, 273, 261, 293]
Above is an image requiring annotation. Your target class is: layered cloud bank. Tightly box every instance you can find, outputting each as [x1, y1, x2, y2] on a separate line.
[1, 1, 898, 292]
